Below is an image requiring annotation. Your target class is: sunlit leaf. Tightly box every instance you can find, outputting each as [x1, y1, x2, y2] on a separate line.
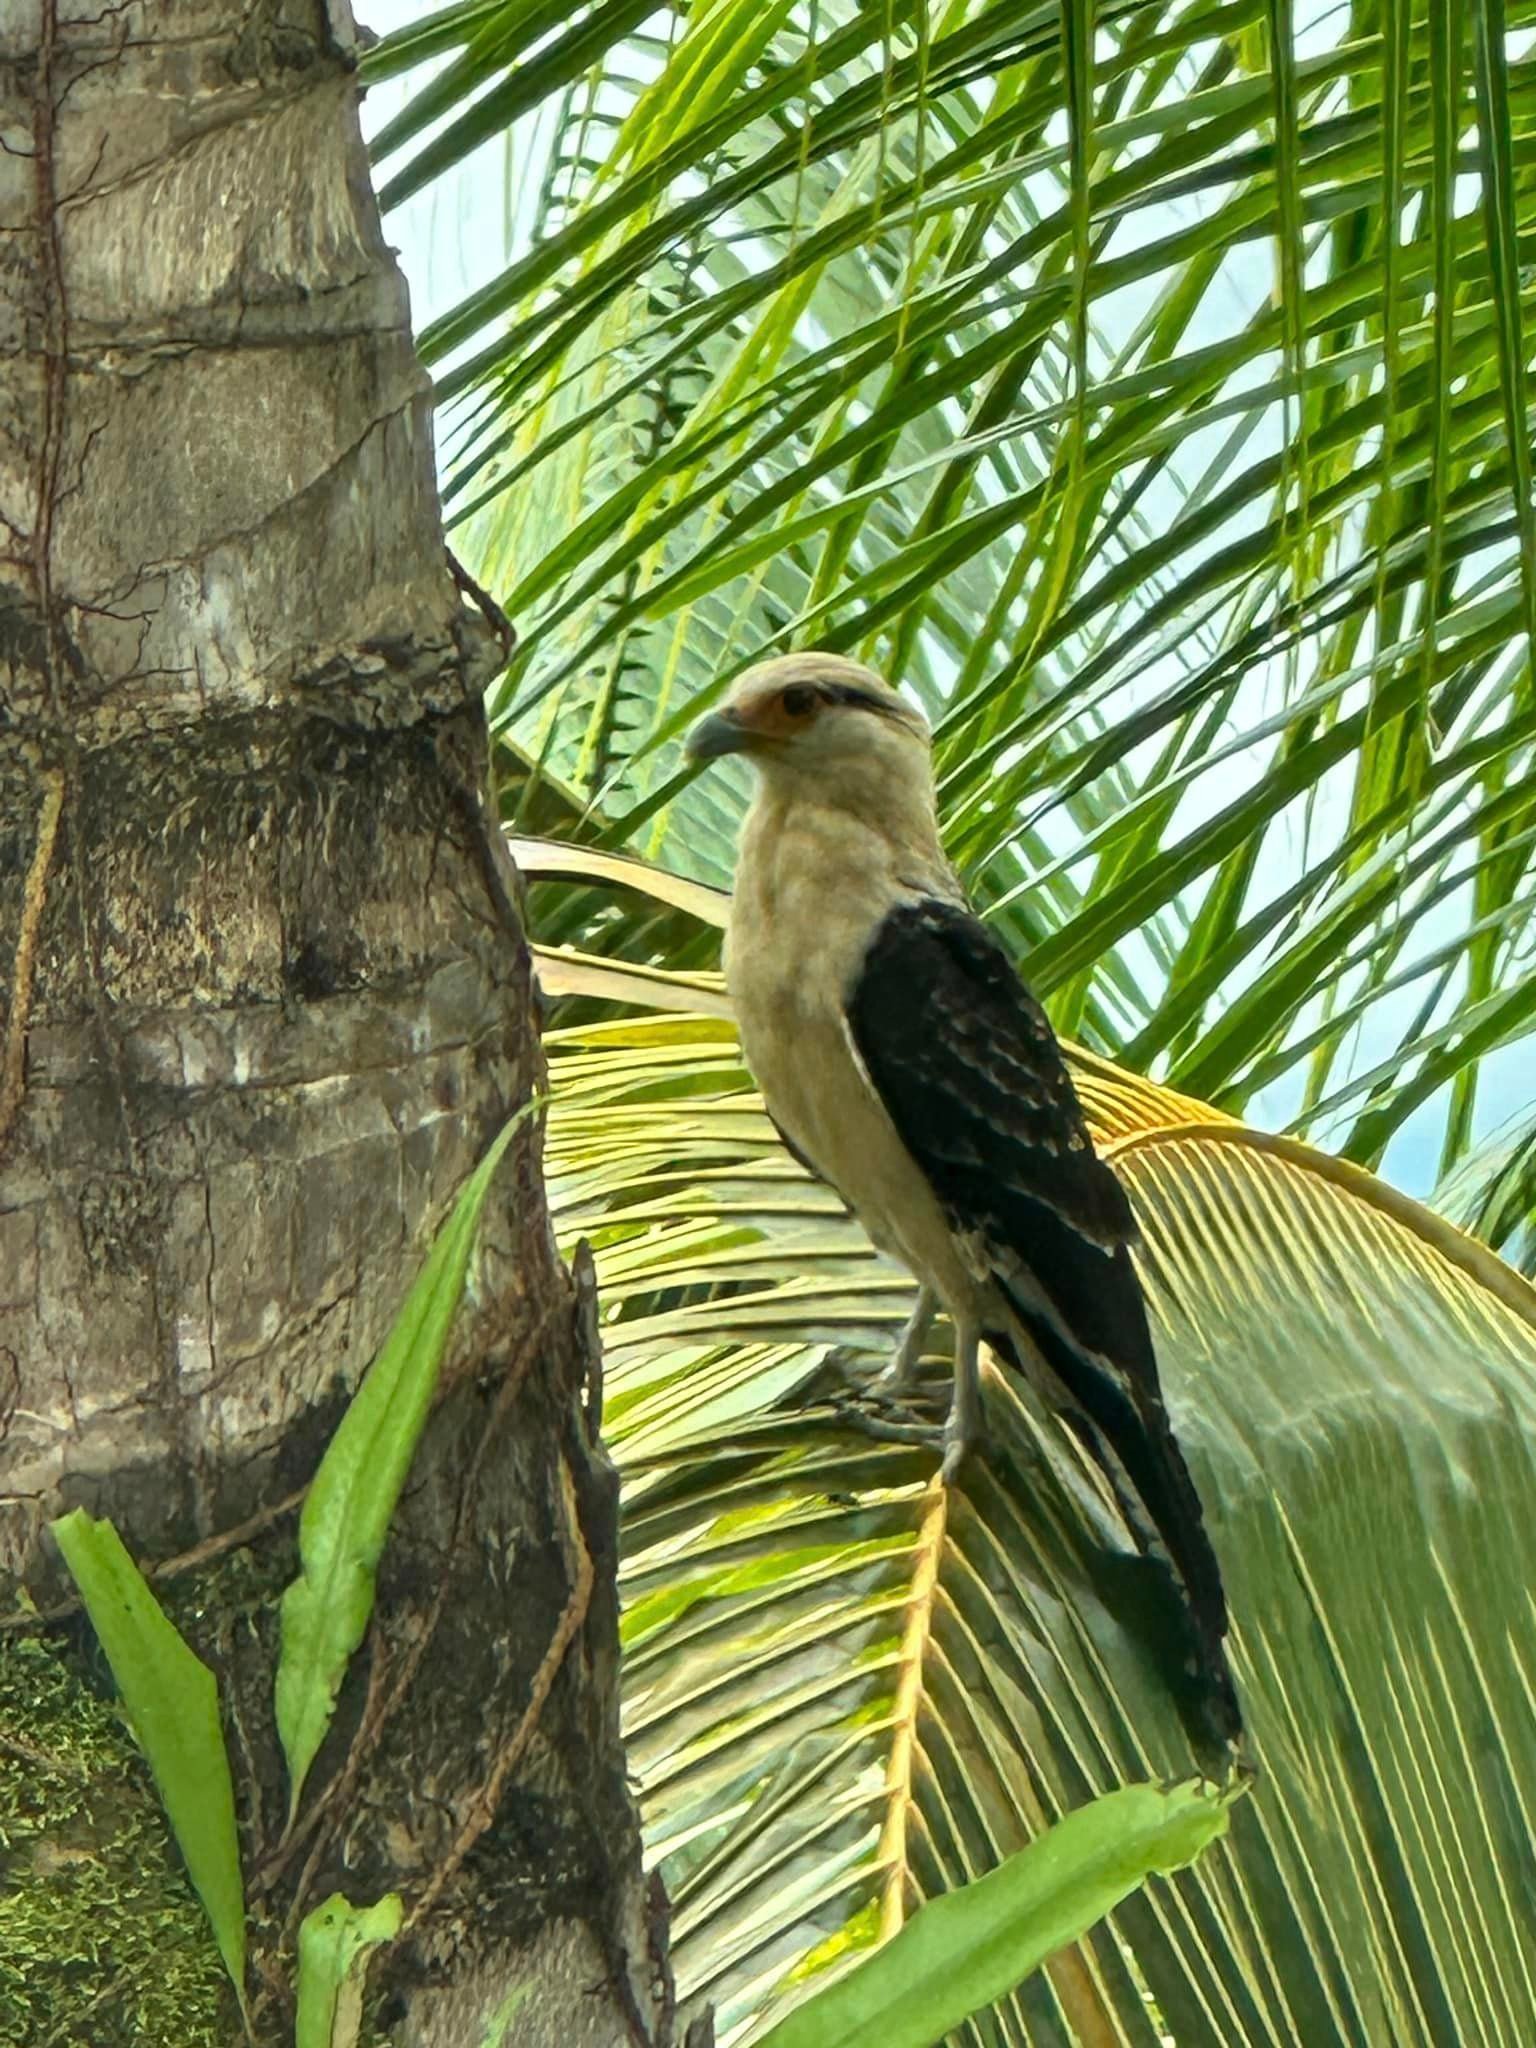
[755, 1779, 1236, 2048]
[368, 0, 1536, 1184]
[275, 1103, 537, 1814]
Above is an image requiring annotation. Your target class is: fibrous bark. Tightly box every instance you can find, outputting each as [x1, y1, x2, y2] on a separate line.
[0, 3, 674, 2040]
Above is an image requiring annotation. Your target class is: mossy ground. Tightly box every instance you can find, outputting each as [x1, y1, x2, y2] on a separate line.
[0, 1635, 236, 2046]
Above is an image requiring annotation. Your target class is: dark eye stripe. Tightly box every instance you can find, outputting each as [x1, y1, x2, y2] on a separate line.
[781, 684, 817, 716]
[818, 681, 916, 721]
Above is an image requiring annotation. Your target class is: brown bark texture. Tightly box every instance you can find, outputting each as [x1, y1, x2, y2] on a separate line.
[0, 2, 680, 2041]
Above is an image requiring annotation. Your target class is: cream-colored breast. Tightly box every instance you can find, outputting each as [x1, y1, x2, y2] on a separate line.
[726, 797, 975, 1305]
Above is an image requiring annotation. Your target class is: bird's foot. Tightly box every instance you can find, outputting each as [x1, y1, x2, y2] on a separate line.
[855, 1372, 950, 1423]
[829, 1391, 945, 1453]
[826, 1301, 969, 1480]
[873, 1349, 926, 1396]
[831, 1380, 975, 1488]
[822, 1343, 947, 1402]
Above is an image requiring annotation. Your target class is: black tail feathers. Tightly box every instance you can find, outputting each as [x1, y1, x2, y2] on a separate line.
[990, 1313, 1242, 1753]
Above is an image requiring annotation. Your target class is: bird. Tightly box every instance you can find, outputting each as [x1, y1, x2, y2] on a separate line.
[686, 650, 1240, 1745]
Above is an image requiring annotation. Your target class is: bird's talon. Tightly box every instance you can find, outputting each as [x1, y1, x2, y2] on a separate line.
[873, 1360, 949, 1402]
[829, 1396, 944, 1451]
[864, 1382, 947, 1421]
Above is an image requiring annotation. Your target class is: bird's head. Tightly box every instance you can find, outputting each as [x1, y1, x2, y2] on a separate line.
[685, 653, 933, 818]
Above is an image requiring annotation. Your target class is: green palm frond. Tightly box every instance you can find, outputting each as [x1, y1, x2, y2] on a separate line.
[371, 0, 1536, 1191]
[1432, 1096, 1536, 1273]
[525, 843, 1536, 2048]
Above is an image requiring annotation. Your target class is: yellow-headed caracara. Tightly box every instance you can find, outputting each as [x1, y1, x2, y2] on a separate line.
[687, 651, 1240, 1744]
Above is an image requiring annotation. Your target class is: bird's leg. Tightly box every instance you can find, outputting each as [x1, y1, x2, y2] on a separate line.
[940, 1320, 982, 1485]
[877, 1284, 938, 1391]
[833, 1315, 980, 1478]
[827, 1287, 950, 1454]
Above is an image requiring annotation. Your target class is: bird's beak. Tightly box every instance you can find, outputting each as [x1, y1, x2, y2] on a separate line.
[685, 708, 752, 762]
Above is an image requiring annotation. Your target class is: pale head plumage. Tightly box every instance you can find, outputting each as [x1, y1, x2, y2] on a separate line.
[685, 651, 934, 825]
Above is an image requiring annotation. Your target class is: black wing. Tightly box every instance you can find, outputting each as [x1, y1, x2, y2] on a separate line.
[847, 898, 1237, 1741]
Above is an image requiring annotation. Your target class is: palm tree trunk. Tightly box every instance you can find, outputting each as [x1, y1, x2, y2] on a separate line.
[0, 4, 676, 2040]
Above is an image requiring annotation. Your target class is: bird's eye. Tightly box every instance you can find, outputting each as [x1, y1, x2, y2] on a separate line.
[781, 684, 817, 717]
